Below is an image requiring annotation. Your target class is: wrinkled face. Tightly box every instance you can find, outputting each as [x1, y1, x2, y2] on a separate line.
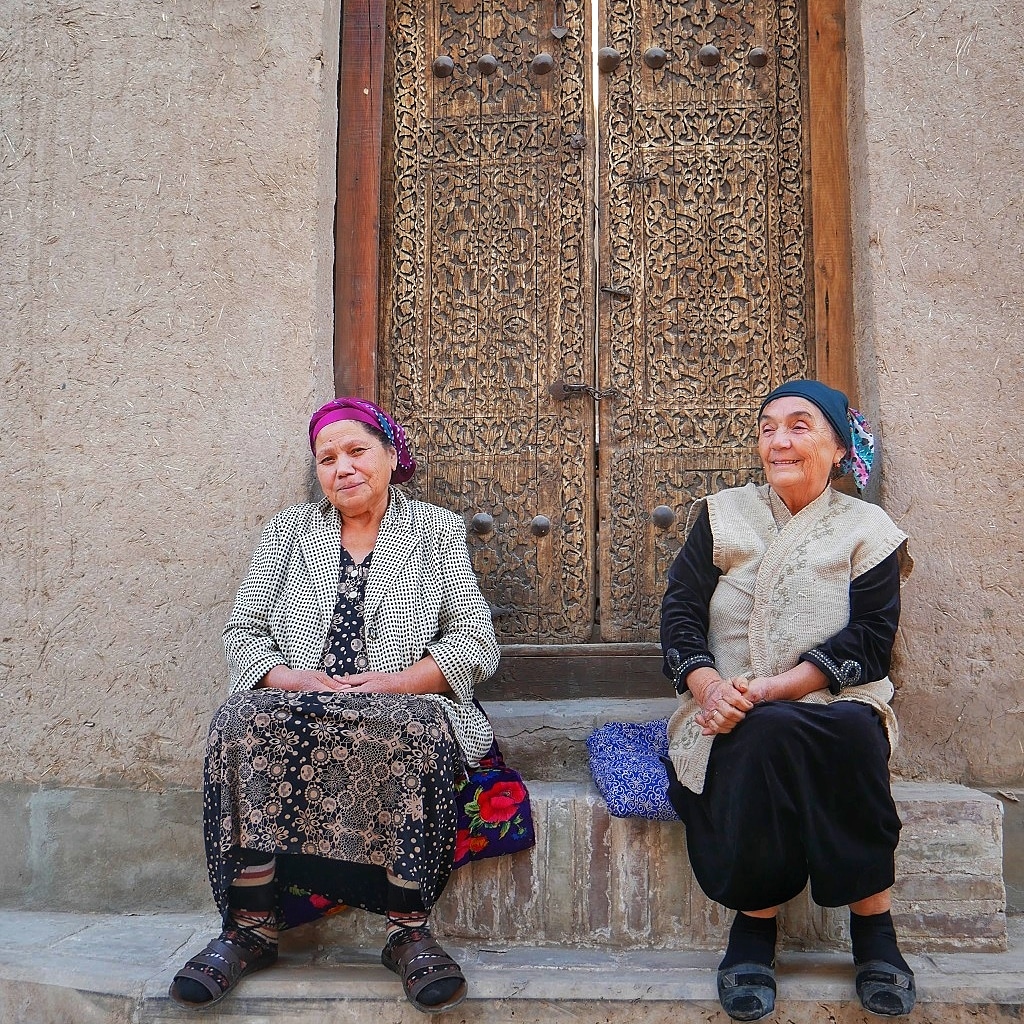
[758, 396, 846, 512]
[314, 419, 397, 518]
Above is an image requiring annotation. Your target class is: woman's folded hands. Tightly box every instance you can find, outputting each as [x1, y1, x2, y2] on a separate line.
[259, 666, 408, 694]
[259, 657, 455, 697]
[690, 670, 754, 735]
[691, 661, 831, 734]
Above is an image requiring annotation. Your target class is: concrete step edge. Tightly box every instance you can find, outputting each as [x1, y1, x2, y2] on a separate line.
[1, 912, 1023, 1007]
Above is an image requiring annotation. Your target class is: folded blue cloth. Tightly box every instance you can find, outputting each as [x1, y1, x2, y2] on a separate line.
[586, 719, 679, 821]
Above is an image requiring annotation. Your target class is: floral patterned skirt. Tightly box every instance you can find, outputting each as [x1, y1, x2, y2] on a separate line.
[203, 688, 460, 928]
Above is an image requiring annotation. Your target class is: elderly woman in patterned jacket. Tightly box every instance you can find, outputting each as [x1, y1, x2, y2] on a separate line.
[660, 380, 915, 1021]
[170, 397, 504, 1014]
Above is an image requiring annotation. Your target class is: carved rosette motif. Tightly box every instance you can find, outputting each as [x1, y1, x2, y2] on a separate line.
[380, 0, 595, 642]
[598, 0, 814, 640]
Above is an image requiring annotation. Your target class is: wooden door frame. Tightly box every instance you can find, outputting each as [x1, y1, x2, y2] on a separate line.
[807, 0, 856, 401]
[334, 0, 386, 399]
[334, 0, 855, 404]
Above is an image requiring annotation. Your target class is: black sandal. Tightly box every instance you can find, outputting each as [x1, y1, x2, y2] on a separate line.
[168, 926, 278, 1009]
[381, 925, 468, 1014]
[717, 961, 777, 1022]
[856, 960, 916, 1016]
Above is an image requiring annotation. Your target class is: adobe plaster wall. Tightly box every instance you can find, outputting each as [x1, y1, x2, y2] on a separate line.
[0, 0, 1020, 793]
[847, 0, 1024, 786]
[0, 0, 339, 787]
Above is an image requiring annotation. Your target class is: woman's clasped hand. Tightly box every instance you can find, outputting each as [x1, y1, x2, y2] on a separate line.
[690, 672, 753, 735]
[262, 665, 436, 694]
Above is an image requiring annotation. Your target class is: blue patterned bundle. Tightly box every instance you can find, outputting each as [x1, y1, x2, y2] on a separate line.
[586, 719, 679, 821]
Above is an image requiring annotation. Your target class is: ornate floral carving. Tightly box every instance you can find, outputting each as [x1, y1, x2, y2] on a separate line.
[380, 0, 595, 642]
[599, 0, 813, 640]
[381, 0, 813, 644]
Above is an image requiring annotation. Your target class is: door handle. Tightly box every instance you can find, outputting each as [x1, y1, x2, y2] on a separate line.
[600, 284, 632, 299]
[549, 380, 618, 401]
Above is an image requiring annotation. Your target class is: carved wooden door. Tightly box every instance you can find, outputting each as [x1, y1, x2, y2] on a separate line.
[377, 0, 833, 645]
[596, 0, 816, 640]
[379, 0, 596, 643]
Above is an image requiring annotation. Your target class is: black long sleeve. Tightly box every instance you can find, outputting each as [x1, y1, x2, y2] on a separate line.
[659, 505, 720, 692]
[800, 551, 901, 694]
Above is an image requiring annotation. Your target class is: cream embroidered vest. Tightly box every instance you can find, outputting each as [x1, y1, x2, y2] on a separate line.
[667, 482, 911, 794]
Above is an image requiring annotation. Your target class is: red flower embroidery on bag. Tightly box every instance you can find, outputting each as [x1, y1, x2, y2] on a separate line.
[476, 781, 528, 823]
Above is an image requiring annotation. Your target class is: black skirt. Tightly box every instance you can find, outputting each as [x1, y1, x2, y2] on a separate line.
[203, 688, 461, 928]
[666, 700, 901, 910]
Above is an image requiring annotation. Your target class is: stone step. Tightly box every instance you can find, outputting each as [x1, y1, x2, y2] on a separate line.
[310, 780, 1007, 954]
[1, 910, 1022, 1024]
[488, 697, 679, 780]
[0, 775, 1006, 952]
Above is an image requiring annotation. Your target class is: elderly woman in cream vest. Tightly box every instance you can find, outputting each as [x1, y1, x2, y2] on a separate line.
[661, 380, 915, 1021]
[170, 398, 499, 1015]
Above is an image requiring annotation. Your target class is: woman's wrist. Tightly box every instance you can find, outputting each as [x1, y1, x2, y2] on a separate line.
[687, 667, 723, 707]
[260, 665, 290, 688]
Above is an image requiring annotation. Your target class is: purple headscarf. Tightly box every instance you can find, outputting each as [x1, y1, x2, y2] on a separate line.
[308, 397, 417, 484]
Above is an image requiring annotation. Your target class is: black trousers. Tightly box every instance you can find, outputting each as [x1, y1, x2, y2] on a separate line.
[666, 701, 901, 910]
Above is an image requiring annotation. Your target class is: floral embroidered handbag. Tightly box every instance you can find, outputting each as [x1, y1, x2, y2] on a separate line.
[453, 727, 536, 869]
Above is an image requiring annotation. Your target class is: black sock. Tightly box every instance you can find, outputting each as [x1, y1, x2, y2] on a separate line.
[719, 912, 777, 970]
[173, 977, 214, 1004]
[850, 910, 911, 973]
[386, 878, 427, 915]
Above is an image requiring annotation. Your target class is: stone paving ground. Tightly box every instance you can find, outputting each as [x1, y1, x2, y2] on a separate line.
[1, 910, 1022, 1024]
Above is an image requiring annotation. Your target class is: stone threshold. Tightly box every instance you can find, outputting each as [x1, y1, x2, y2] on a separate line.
[0, 911, 1022, 1024]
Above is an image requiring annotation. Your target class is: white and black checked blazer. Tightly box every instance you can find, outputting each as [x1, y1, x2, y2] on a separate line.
[223, 487, 498, 761]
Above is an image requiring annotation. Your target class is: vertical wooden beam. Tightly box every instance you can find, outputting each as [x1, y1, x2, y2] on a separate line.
[807, 0, 856, 402]
[334, 0, 386, 398]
